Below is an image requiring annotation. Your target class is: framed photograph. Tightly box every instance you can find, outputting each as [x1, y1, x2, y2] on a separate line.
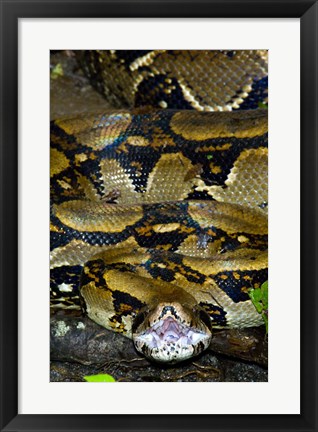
[1, 0, 317, 431]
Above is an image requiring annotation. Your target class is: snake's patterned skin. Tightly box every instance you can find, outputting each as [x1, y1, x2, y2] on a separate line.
[77, 50, 268, 111]
[51, 50, 268, 363]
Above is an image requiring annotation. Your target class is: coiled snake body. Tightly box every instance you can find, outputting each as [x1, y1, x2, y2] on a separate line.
[51, 50, 268, 363]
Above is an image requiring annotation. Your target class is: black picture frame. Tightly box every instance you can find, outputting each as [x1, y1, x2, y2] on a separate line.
[1, 1, 317, 431]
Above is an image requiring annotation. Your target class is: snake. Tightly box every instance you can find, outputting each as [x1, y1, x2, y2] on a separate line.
[50, 50, 268, 364]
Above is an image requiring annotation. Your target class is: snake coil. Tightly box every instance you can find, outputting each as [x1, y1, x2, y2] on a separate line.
[50, 50, 268, 363]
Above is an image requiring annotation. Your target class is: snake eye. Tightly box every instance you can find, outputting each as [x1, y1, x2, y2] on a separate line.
[194, 307, 212, 331]
[200, 310, 212, 330]
[132, 309, 149, 333]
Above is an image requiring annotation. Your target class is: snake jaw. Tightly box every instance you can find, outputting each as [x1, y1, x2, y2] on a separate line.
[132, 304, 212, 363]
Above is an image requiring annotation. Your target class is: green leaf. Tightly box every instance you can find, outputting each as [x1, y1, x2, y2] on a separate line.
[260, 281, 268, 308]
[207, 154, 213, 160]
[257, 101, 268, 110]
[84, 374, 116, 382]
[248, 281, 268, 332]
[51, 63, 64, 79]
[249, 289, 262, 303]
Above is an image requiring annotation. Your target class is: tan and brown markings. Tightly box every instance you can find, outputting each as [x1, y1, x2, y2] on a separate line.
[50, 109, 268, 363]
[51, 109, 267, 206]
[77, 50, 268, 112]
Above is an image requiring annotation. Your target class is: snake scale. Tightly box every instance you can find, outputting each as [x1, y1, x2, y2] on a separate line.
[51, 50, 268, 363]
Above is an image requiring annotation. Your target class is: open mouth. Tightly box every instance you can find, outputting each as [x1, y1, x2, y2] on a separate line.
[153, 316, 195, 344]
[137, 316, 210, 351]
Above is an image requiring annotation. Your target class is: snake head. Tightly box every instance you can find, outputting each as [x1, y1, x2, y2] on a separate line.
[132, 302, 212, 363]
